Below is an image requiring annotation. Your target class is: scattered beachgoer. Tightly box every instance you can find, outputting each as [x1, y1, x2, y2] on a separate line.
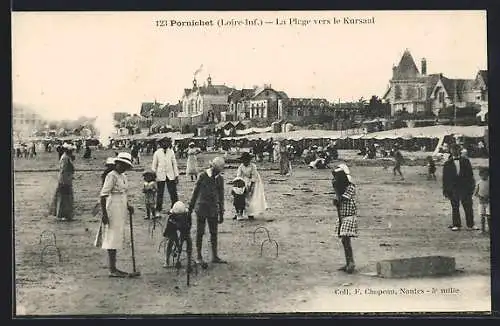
[163, 201, 193, 270]
[331, 164, 358, 274]
[442, 144, 478, 231]
[152, 137, 179, 215]
[50, 143, 76, 221]
[186, 142, 201, 182]
[231, 176, 247, 221]
[392, 144, 404, 180]
[188, 157, 227, 268]
[474, 167, 490, 234]
[426, 156, 436, 180]
[96, 152, 135, 278]
[236, 152, 268, 220]
[142, 170, 157, 220]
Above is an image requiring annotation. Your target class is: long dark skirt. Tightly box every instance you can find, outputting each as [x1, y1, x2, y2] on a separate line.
[280, 155, 290, 175]
[49, 184, 74, 220]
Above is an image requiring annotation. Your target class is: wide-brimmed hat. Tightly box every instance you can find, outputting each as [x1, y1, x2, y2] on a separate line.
[62, 143, 75, 150]
[105, 157, 115, 166]
[334, 163, 352, 182]
[158, 137, 171, 144]
[232, 176, 245, 183]
[142, 169, 156, 178]
[239, 152, 253, 161]
[170, 201, 187, 214]
[114, 152, 133, 167]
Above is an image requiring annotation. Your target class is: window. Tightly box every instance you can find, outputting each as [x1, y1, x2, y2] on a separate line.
[438, 92, 444, 103]
[418, 88, 423, 99]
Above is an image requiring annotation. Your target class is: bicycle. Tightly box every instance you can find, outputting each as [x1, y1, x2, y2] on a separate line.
[160, 222, 196, 286]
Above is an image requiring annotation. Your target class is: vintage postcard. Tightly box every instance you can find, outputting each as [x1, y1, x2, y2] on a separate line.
[12, 10, 490, 315]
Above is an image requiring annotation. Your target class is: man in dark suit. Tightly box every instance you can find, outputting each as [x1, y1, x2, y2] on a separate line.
[442, 144, 478, 231]
[188, 156, 226, 267]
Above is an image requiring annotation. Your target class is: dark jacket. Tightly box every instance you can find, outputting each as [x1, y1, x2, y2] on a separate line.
[188, 170, 224, 218]
[442, 156, 475, 198]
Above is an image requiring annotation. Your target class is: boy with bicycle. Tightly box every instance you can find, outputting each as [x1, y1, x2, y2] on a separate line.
[163, 201, 193, 271]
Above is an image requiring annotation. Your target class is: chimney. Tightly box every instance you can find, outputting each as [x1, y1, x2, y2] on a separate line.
[421, 58, 427, 76]
[392, 65, 398, 79]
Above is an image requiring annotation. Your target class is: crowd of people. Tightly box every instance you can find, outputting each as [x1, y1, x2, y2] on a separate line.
[42, 132, 488, 279]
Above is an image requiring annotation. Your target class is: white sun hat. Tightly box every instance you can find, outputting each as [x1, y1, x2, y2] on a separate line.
[62, 143, 75, 150]
[105, 157, 115, 165]
[114, 152, 133, 167]
[334, 163, 353, 182]
[170, 201, 187, 214]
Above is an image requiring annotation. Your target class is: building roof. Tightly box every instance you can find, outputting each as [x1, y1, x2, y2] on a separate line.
[477, 70, 488, 88]
[438, 76, 475, 102]
[215, 121, 235, 129]
[392, 49, 420, 80]
[277, 91, 289, 99]
[140, 102, 161, 116]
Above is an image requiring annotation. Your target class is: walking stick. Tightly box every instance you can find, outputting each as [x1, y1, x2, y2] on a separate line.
[128, 210, 141, 277]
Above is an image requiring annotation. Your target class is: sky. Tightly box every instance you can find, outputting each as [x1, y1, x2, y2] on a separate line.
[12, 10, 487, 121]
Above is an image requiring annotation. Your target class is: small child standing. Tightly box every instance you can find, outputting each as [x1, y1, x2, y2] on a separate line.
[426, 156, 436, 180]
[474, 167, 490, 233]
[142, 170, 157, 220]
[163, 201, 193, 269]
[231, 177, 247, 221]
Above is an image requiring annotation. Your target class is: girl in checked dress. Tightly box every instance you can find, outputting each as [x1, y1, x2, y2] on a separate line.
[332, 164, 358, 274]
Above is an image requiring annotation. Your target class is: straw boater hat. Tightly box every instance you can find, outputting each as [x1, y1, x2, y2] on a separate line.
[170, 201, 187, 214]
[334, 163, 353, 183]
[105, 157, 115, 166]
[114, 152, 133, 167]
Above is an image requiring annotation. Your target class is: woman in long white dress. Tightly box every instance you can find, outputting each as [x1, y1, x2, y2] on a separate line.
[96, 152, 135, 278]
[236, 152, 268, 220]
[186, 142, 200, 181]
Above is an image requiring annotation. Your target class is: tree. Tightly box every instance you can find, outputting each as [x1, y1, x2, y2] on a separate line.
[365, 95, 390, 118]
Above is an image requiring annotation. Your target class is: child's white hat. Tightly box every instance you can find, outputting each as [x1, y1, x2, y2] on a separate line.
[232, 176, 245, 183]
[170, 201, 187, 214]
[334, 163, 353, 182]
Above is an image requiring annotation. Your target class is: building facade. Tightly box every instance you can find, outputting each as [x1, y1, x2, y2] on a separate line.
[383, 49, 488, 118]
[279, 98, 332, 122]
[227, 86, 288, 121]
[383, 49, 440, 116]
[12, 105, 47, 140]
[180, 76, 235, 123]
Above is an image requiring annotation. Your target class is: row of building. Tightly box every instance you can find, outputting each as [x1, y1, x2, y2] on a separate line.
[141, 49, 488, 131]
[141, 76, 360, 130]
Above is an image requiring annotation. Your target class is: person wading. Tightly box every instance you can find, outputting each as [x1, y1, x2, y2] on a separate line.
[188, 157, 227, 268]
[152, 137, 179, 216]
